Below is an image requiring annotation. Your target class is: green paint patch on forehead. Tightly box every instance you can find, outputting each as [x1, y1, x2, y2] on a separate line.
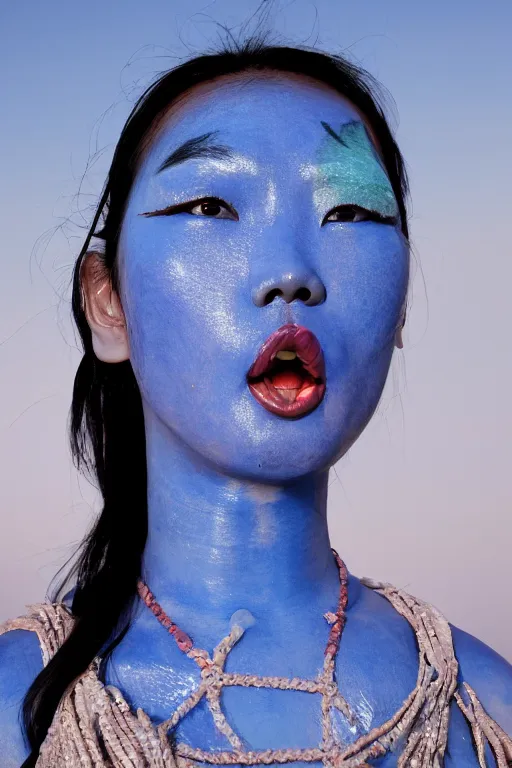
[314, 120, 399, 219]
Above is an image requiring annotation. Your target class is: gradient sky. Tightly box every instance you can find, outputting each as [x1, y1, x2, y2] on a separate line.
[1, 0, 511, 661]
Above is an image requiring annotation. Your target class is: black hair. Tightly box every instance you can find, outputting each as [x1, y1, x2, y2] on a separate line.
[21, 35, 409, 765]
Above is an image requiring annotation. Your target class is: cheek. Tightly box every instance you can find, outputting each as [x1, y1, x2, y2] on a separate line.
[117, 216, 257, 410]
[318, 225, 408, 425]
[320, 225, 408, 349]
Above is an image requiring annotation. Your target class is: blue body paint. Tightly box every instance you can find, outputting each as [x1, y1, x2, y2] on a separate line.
[0, 73, 510, 764]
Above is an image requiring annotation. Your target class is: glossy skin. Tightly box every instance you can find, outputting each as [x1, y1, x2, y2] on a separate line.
[1, 73, 511, 765]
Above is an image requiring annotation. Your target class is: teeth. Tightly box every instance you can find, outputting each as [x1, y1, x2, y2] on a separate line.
[275, 350, 297, 361]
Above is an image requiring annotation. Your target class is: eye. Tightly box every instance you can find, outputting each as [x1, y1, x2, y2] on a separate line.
[188, 198, 236, 219]
[322, 204, 396, 226]
[140, 196, 238, 221]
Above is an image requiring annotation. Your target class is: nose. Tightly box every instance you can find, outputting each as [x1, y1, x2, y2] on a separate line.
[252, 270, 326, 307]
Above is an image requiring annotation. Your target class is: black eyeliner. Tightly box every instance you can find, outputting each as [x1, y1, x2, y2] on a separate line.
[321, 204, 397, 227]
[139, 196, 234, 218]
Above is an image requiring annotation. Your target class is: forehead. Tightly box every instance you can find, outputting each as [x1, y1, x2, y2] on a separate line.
[142, 72, 368, 170]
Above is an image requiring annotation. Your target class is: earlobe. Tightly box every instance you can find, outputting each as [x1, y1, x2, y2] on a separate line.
[80, 252, 129, 363]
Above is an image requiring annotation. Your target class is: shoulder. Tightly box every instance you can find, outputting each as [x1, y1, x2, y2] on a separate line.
[452, 624, 512, 735]
[0, 627, 44, 765]
[346, 574, 420, 657]
[339, 576, 420, 724]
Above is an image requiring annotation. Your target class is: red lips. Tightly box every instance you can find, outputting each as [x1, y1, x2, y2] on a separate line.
[247, 324, 326, 418]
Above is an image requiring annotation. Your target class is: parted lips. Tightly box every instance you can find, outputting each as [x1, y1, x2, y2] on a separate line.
[247, 324, 326, 418]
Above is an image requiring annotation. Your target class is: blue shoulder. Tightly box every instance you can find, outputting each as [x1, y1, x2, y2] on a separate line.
[452, 624, 512, 736]
[0, 628, 44, 765]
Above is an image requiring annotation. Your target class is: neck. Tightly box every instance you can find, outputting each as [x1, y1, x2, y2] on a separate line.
[141, 410, 340, 620]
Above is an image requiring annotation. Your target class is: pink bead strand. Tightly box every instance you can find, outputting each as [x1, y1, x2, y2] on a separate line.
[137, 582, 193, 653]
[138, 548, 348, 660]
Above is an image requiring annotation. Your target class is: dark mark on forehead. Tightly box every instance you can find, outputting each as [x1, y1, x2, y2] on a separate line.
[320, 121, 349, 148]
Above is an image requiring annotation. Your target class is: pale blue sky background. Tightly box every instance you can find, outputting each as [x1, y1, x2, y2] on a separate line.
[1, 1, 511, 660]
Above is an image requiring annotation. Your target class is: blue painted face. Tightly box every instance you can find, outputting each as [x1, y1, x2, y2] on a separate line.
[118, 73, 409, 481]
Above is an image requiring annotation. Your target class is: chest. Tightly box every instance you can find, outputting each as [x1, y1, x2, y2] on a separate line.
[103, 611, 424, 763]
[102, 653, 485, 767]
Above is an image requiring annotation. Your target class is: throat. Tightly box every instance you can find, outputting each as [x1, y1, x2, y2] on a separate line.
[141, 407, 334, 617]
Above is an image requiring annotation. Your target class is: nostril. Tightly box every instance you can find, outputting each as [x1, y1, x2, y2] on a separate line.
[293, 287, 311, 303]
[264, 288, 283, 306]
[253, 275, 326, 307]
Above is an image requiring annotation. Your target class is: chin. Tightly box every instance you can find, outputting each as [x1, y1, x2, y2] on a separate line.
[186, 394, 361, 483]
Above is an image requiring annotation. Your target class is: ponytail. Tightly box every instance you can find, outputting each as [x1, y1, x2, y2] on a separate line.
[22, 356, 147, 765]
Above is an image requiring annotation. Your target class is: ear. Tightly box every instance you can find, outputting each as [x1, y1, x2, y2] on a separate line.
[80, 252, 129, 363]
[395, 305, 407, 350]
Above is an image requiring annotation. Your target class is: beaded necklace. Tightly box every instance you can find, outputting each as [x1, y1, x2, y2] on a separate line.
[136, 549, 356, 762]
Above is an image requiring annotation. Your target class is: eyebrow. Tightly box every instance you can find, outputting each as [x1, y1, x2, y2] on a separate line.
[157, 131, 234, 173]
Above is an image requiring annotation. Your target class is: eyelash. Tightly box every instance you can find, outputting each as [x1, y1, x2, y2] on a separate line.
[140, 197, 239, 220]
[322, 205, 397, 226]
[140, 197, 397, 226]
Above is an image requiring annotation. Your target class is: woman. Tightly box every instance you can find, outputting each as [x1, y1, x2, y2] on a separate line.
[0, 38, 510, 768]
